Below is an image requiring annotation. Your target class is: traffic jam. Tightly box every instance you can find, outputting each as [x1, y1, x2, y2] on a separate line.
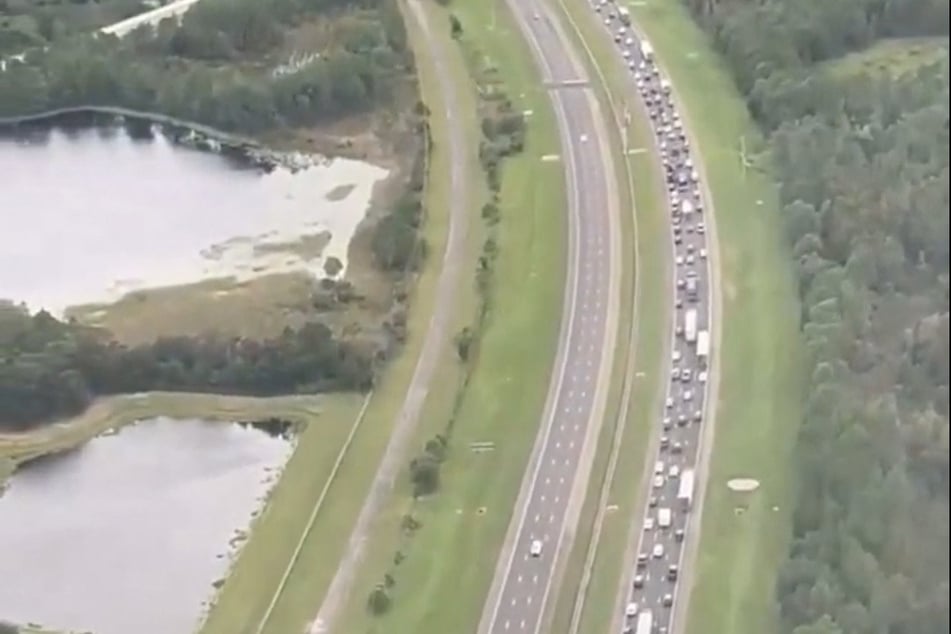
[588, 1, 715, 633]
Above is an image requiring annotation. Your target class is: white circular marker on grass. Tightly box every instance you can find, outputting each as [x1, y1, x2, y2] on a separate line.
[727, 478, 760, 492]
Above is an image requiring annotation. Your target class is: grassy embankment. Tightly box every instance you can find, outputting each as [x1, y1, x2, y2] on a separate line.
[622, 2, 803, 634]
[329, 0, 568, 631]
[197, 1, 474, 632]
[544, 0, 671, 631]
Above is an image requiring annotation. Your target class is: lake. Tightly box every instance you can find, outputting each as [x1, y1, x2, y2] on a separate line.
[0, 417, 294, 634]
[0, 120, 388, 315]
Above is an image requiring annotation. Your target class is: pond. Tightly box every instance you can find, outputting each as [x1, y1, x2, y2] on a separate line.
[0, 118, 388, 315]
[0, 417, 294, 634]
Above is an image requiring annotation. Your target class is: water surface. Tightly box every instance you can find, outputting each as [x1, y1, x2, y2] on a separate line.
[0, 123, 387, 314]
[0, 417, 293, 634]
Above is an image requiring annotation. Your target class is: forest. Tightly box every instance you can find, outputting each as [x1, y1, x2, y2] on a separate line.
[684, 0, 949, 633]
[0, 0, 411, 134]
[0, 302, 376, 429]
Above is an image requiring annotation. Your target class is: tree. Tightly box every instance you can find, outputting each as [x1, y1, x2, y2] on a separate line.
[449, 14, 463, 39]
[366, 584, 391, 615]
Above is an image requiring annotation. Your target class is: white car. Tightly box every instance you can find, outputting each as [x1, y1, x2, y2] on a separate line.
[626, 602, 639, 617]
[699, 371, 708, 383]
[653, 475, 665, 488]
[530, 539, 543, 557]
[686, 254, 695, 265]
[622, 49, 631, 59]
[683, 390, 694, 401]
[653, 543, 665, 558]
[644, 517, 655, 532]
[665, 397, 674, 409]
[700, 248, 707, 259]
[654, 460, 665, 474]
[669, 465, 680, 479]
[672, 350, 682, 363]
[675, 255, 684, 266]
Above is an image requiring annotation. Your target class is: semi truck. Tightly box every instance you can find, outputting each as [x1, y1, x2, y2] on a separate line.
[635, 610, 653, 634]
[684, 308, 698, 343]
[678, 469, 695, 511]
[697, 329, 710, 365]
[657, 507, 672, 528]
[618, 6, 631, 24]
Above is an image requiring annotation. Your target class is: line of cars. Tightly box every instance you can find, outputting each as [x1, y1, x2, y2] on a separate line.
[588, 1, 715, 633]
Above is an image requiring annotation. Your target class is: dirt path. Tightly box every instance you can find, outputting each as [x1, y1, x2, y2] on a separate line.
[307, 1, 470, 632]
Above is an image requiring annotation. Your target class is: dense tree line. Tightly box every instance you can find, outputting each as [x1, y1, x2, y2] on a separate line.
[0, 302, 375, 429]
[0, 0, 411, 133]
[682, 1, 949, 633]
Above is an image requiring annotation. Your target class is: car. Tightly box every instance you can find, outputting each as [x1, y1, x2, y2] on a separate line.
[699, 371, 708, 383]
[669, 465, 680, 479]
[671, 367, 681, 381]
[665, 397, 674, 409]
[675, 324, 684, 336]
[662, 593, 674, 607]
[530, 539, 543, 557]
[700, 248, 707, 259]
[653, 475, 665, 488]
[675, 255, 684, 266]
[677, 413, 688, 426]
[683, 390, 694, 401]
[675, 296, 683, 308]
[662, 416, 672, 429]
[686, 243, 694, 253]
[649, 495, 659, 507]
[644, 517, 655, 532]
[622, 48, 631, 59]
[654, 460, 665, 474]
[637, 553, 648, 567]
[697, 222, 706, 234]
[672, 350, 682, 362]
[660, 435, 670, 449]
[533, 11, 540, 19]
[682, 368, 692, 383]
[673, 234, 683, 245]
[675, 528, 685, 542]
[619, 26, 627, 36]
[626, 602, 639, 617]
[614, 33, 622, 42]
[633, 574, 645, 588]
[625, 37, 634, 46]
[652, 543, 665, 558]
[668, 564, 679, 581]
[686, 254, 695, 265]
[628, 59, 637, 70]
[693, 409, 702, 422]
[671, 441, 683, 454]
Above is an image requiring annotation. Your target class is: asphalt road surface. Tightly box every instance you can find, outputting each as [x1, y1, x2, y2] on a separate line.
[584, 2, 717, 632]
[478, 2, 620, 634]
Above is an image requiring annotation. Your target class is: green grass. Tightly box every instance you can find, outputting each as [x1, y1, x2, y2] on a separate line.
[330, 0, 567, 631]
[196, 5, 467, 632]
[826, 36, 949, 80]
[544, 1, 672, 632]
[615, 2, 803, 634]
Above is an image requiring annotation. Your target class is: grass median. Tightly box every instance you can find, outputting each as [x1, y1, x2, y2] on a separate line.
[196, 6, 463, 632]
[621, 1, 804, 634]
[331, 0, 568, 631]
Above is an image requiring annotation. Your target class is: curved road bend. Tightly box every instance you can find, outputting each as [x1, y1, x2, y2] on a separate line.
[478, 1, 622, 633]
[309, 1, 470, 632]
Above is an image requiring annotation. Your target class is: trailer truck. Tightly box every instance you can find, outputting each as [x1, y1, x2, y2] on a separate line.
[678, 468, 695, 511]
[697, 329, 710, 366]
[635, 610, 653, 634]
[684, 308, 698, 343]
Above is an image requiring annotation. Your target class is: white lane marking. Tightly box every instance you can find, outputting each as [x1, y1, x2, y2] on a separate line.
[533, 574, 539, 584]
[517, 574, 523, 584]
[549, 514, 556, 523]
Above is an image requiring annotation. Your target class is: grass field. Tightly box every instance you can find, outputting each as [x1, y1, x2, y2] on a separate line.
[329, 0, 568, 631]
[616, 2, 803, 634]
[826, 36, 949, 79]
[544, 1, 672, 632]
[195, 5, 468, 631]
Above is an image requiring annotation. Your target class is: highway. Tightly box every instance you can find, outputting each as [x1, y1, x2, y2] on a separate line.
[582, 2, 718, 633]
[477, 1, 621, 634]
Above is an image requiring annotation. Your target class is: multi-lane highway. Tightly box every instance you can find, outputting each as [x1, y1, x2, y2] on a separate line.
[580, 2, 717, 633]
[477, 1, 621, 633]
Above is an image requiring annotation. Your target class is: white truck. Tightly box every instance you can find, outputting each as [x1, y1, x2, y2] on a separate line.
[635, 609, 653, 634]
[678, 468, 695, 511]
[618, 6, 631, 24]
[684, 308, 698, 343]
[657, 507, 672, 528]
[640, 41, 653, 61]
[697, 329, 710, 365]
